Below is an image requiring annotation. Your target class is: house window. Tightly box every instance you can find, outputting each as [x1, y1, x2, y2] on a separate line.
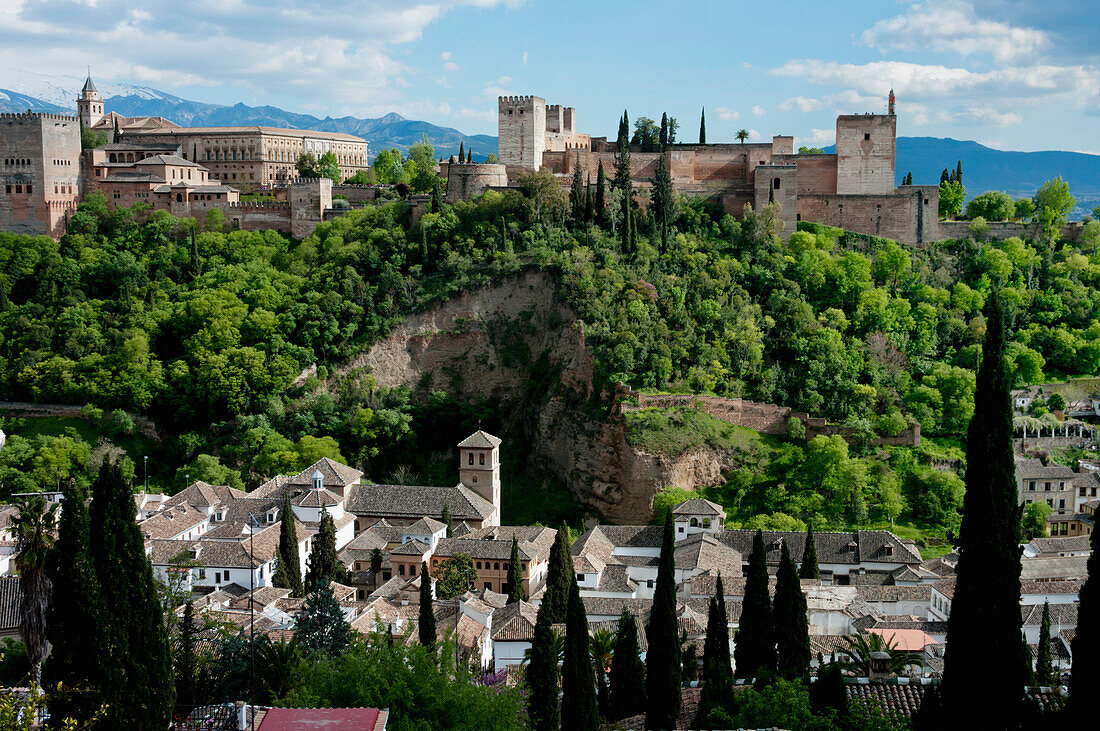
[678, 527, 684, 533]
[196, 568, 206, 580]
[410, 564, 416, 576]
[479, 453, 485, 466]
[503, 562, 509, 570]
[577, 573, 584, 582]
[476, 561, 482, 569]
[468, 453, 474, 465]
[399, 565, 405, 576]
[690, 518, 698, 527]
[484, 582, 492, 590]
[494, 562, 500, 570]
[864, 133, 871, 140]
[703, 519, 711, 528]
[647, 580, 654, 589]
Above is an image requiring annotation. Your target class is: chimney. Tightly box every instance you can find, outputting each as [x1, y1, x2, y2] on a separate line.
[868, 651, 893, 680]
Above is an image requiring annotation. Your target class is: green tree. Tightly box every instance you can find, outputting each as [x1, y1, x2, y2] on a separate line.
[435, 554, 477, 599]
[1035, 601, 1055, 685]
[941, 295, 1025, 726]
[966, 191, 1015, 221]
[569, 153, 586, 223]
[799, 522, 820, 579]
[11, 495, 56, 686]
[645, 511, 681, 729]
[773, 541, 810, 679]
[735, 530, 775, 680]
[561, 578, 598, 729]
[527, 599, 560, 731]
[939, 179, 966, 219]
[736, 129, 749, 145]
[441, 503, 454, 537]
[297, 583, 353, 657]
[699, 108, 706, 144]
[609, 608, 645, 721]
[695, 575, 734, 728]
[653, 153, 675, 251]
[541, 527, 572, 623]
[594, 160, 606, 225]
[318, 151, 340, 182]
[296, 152, 321, 178]
[838, 632, 917, 675]
[89, 459, 175, 729]
[1015, 198, 1036, 221]
[517, 168, 567, 224]
[45, 480, 103, 725]
[175, 600, 199, 707]
[1047, 392, 1067, 412]
[304, 511, 348, 592]
[589, 627, 613, 719]
[419, 562, 436, 649]
[273, 494, 303, 595]
[1070, 518, 1100, 720]
[1035, 176, 1075, 247]
[1021, 501, 1052, 540]
[506, 540, 524, 603]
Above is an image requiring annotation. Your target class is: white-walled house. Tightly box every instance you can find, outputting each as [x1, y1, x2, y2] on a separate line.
[490, 600, 538, 672]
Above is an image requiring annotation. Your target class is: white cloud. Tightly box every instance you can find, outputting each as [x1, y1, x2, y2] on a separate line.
[741, 62, 751, 70]
[751, 105, 765, 117]
[944, 106, 1023, 127]
[795, 128, 834, 147]
[482, 75, 514, 97]
[522, 51, 528, 66]
[457, 106, 495, 121]
[0, 0, 521, 117]
[715, 107, 739, 121]
[747, 128, 760, 140]
[861, 0, 1048, 64]
[778, 96, 825, 113]
[443, 61, 459, 72]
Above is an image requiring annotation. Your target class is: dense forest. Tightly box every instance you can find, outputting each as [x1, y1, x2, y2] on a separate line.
[1, 170, 1098, 547]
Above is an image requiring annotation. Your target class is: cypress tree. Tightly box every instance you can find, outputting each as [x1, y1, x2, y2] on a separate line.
[773, 541, 810, 679]
[507, 539, 524, 603]
[699, 108, 706, 144]
[584, 177, 593, 223]
[940, 168, 950, 185]
[609, 608, 645, 720]
[304, 511, 348, 592]
[735, 530, 775, 680]
[594, 160, 606, 225]
[272, 494, 303, 596]
[1070, 519, 1100, 720]
[645, 511, 681, 729]
[1035, 601, 1054, 685]
[653, 154, 674, 252]
[527, 599, 560, 731]
[659, 113, 669, 151]
[45, 479, 103, 725]
[569, 152, 586, 222]
[441, 502, 453, 537]
[458, 141, 464, 162]
[89, 459, 174, 729]
[615, 111, 632, 253]
[810, 660, 847, 716]
[419, 561, 435, 648]
[561, 578, 598, 729]
[941, 294, 1024, 727]
[467, 149, 472, 163]
[956, 160, 963, 184]
[695, 575, 735, 728]
[799, 522, 820, 579]
[542, 526, 572, 623]
[430, 177, 443, 212]
[912, 686, 943, 731]
[175, 600, 198, 707]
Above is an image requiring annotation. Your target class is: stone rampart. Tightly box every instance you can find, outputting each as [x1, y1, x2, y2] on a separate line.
[0, 401, 160, 440]
[936, 220, 1083, 243]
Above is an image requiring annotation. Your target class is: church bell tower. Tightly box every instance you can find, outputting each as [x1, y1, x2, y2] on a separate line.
[77, 72, 104, 129]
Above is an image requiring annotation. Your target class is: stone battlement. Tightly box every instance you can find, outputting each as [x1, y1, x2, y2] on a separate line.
[0, 111, 79, 123]
[498, 95, 538, 105]
[226, 201, 290, 210]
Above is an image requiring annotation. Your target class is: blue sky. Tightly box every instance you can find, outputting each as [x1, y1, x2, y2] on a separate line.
[1, 0, 1097, 152]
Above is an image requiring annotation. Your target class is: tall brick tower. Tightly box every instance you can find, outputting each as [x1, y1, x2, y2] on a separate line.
[76, 72, 104, 129]
[458, 430, 502, 520]
[834, 112, 896, 195]
[498, 95, 545, 171]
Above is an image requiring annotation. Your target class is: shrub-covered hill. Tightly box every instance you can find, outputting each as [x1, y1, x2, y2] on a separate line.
[1, 183, 1097, 539]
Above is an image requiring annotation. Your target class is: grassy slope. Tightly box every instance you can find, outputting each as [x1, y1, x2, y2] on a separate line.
[624, 406, 762, 456]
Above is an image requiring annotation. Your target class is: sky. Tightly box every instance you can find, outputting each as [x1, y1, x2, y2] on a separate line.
[1, 0, 1098, 152]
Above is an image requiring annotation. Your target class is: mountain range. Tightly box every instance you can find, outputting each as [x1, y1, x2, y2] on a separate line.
[2, 72, 1097, 209]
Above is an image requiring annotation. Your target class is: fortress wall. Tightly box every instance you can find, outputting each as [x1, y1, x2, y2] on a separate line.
[936, 220, 1083, 243]
[333, 184, 383, 205]
[0, 113, 81, 237]
[797, 187, 943, 244]
[445, 163, 508, 203]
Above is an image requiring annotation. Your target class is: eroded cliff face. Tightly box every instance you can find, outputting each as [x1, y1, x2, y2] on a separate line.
[334, 270, 738, 523]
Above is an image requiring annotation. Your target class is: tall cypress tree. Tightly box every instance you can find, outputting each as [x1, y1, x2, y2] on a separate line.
[699, 108, 706, 144]
[584, 177, 594, 223]
[1070, 518, 1100, 720]
[430, 177, 443, 212]
[735, 530, 775, 680]
[458, 141, 464, 162]
[90, 459, 174, 729]
[45, 479, 103, 725]
[506, 539, 524, 603]
[542, 526, 572, 623]
[594, 160, 606, 226]
[614, 110, 632, 254]
[273, 494, 303, 596]
[561, 578, 598, 729]
[799, 522, 820, 580]
[304, 511, 348, 592]
[653, 154, 674, 252]
[419, 561, 435, 649]
[659, 113, 669, 151]
[609, 608, 645, 721]
[1035, 601, 1054, 685]
[695, 575, 734, 728]
[441, 503, 453, 537]
[645, 512, 681, 729]
[956, 160, 963, 185]
[941, 294, 1024, 727]
[175, 600, 198, 707]
[773, 541, 811, 679]
[569, 152, 586, 222]
[527, 599, 560, 731]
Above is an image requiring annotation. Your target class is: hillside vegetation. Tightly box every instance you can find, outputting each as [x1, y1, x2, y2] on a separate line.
[1, 179, 1098, 543]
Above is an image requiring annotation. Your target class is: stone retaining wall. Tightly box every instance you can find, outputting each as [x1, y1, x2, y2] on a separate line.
[0, 401, 159, 441]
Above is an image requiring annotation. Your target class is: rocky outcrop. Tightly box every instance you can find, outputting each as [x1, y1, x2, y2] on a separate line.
[332, 270, 744, 523]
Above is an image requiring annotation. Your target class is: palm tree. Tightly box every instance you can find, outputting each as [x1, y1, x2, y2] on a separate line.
[370, 548, 384, 588]
[256, 638, 301, 703]
[523, 628, 565, 666]
[590, 627, 614, 718]
[12, 495, 58, 686]
[838, 632, 920, 676]
[736, 129, 750, 146]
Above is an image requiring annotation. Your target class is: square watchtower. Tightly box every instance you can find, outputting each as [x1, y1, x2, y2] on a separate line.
[498, 96, 546, 171]
[458, 430, 502, 518]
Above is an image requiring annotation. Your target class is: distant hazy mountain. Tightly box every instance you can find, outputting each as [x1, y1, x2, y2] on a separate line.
[4, 71, 1098, 206]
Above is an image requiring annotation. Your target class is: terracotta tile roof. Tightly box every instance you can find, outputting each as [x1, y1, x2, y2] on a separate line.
[403, 517, 446, 534]
[1020, 579, 1082, 596]
[719, 528, 922, 566]
[345, 484, 495, 522]
[618, 687, 701, 730]
[0, 577, 21, 632]
[674, 533, 743, 577]
[390, 539, 431, 557]
[672, 497, 725, 516]
[284, 458, 363, 489]
[1021, 602, 1077, 626]
[846, 681, 928, 718]
[165, 482, 246, 509]
[1021, 556, 1089, 580]
[932, 577, 956, 600]
[257, 707, 387, 731]
[457, 430, 502, 448]
[490, 600, 540, 641]
[595, 564, 637, 594]
[1028, 535, 1092, 554]
[138, 504, 208, 539]
[856, 585, 932, 603]
[292, 488, 341, 508]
